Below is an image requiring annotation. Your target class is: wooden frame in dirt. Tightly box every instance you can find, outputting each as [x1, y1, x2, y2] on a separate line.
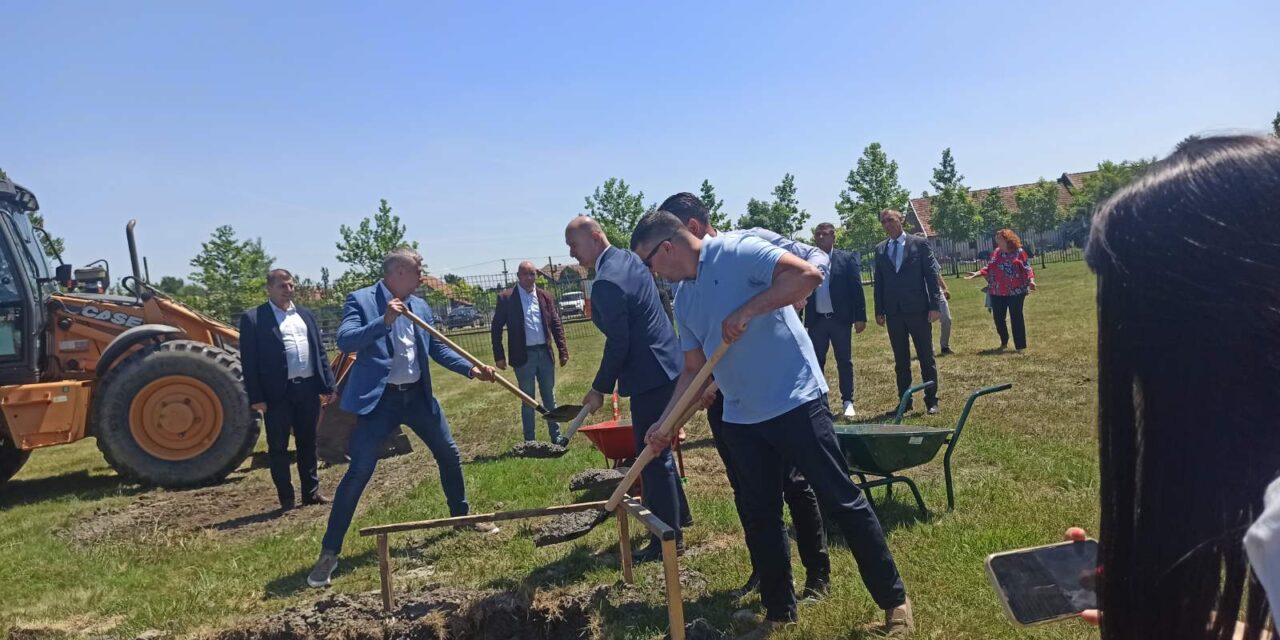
[358, 496, 686, 640]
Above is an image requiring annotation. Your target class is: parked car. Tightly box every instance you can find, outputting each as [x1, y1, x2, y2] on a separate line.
[558, 291, 585, 317]
[444, 306, 485, 329]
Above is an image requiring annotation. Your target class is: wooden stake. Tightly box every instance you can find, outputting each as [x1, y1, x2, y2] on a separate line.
[360, 500, 607, 536]
[661, 538, 685, 640]
[377, 534, 394, 612]
[617, 510, 633, 584]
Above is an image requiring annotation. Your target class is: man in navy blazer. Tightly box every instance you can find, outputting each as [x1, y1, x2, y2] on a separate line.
[239, 269, 337, 511]
[309, 248, 497, 588]
[565, 216, 684, 563]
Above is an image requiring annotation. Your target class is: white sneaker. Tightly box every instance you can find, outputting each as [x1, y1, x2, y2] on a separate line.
[842, 401, 857, 418]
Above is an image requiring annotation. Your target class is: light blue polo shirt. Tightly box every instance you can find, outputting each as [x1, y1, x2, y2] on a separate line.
[673, 234, 828, 425]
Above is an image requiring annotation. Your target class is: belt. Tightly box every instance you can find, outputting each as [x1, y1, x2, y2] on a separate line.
[288, 375, 315, 384]
[815, 312, 836, 319]
[527, 343, 550, 350]
[385, 381, 418, 392]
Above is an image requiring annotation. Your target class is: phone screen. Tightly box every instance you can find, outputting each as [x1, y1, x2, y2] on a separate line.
[987, 540, 1099, 625]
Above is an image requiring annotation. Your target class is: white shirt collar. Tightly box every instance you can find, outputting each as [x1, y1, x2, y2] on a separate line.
[518, 285, 536, 299]
[271, 301, 296, 314]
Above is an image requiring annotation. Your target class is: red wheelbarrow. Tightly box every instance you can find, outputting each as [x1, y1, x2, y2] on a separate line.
[577, 393, 687, 487]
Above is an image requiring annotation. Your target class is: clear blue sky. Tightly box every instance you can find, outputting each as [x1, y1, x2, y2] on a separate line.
[5, 1, 1278, 280]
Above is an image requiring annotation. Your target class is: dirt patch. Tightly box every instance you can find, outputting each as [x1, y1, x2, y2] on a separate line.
[210, 584, 608, 640]
[679, 618, 729, 640]
[568, 469, 623, 492]
[509, 441, 567, 459]
[60, 448, 431, 547]
[532, 509, 610, 547]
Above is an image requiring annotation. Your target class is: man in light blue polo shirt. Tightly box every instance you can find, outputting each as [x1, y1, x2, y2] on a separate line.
[630, 211, 912, 638]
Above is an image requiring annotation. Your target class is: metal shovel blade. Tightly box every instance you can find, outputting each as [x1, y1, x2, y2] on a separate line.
[542, 404, 586, 422]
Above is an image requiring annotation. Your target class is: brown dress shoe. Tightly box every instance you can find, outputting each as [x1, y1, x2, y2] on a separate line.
[302, 493, 330, 506]
[863, 598, 914, 637]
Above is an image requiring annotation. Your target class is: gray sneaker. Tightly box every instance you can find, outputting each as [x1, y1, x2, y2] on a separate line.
[307, 550, 338, 588]
[454, 521, 500, 535]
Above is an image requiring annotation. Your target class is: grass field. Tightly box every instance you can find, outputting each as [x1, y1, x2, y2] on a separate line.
[0, 260, 1100, 639]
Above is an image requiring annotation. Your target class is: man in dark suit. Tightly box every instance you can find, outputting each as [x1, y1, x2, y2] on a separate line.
[308, 248, 498, 588]
[805, 222, 867, 419]
[873, 208, 942, 414]
[491, 261, 569, 443]
[239, 268, 337, 511]
[564, 216, 684, 563]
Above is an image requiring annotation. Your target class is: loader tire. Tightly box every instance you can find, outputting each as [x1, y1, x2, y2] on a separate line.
[94, 340, 257, 487]
[0, 433, 29, 486]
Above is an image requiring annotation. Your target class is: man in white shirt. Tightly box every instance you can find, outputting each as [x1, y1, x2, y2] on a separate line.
[239, 269, 337, 511]
[491, 261, 570, 442]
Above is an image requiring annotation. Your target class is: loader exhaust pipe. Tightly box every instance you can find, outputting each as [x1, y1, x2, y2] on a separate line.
[126, 219, 144, 285]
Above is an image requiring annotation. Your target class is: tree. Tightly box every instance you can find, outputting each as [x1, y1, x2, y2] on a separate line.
[583, 178, 650, 248]
[156, 276, 186, 296]
[735, 173, 810, 238]
[1067, 159, 1154, 221]
[335, 199, 418, 294]
[188, 225, 274, 322]
[1273, 111, 1279, 137]
[925, 148, 981, 240]
[835, 143, 910, 250]
[976, 188, 1013, 234]
[698, 179, 733, 229]
[1012, 179, 1064, 233]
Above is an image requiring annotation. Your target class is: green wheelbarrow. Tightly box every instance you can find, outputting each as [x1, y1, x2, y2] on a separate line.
[832, 381, 1013, 516]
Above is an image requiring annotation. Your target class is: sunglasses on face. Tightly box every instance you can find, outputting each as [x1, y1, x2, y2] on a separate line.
[642, 236, 674, 269]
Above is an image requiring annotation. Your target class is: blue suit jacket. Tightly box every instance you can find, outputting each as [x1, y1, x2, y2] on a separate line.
[238, 302, 336, 405]
[589, 246, 681, 397]
[337, 282, 474, 416]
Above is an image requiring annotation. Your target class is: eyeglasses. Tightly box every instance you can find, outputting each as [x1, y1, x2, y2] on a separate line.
[642, 236, 674, 269]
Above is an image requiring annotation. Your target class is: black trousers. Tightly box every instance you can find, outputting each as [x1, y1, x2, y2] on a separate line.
[806, 315, 854, 404]
[990, 294, 1027, 350]
[719, 397, 906, 621]
[707, 390, 829, 584]
[631, 380, 684, 546]
[885, 311, 938, 406]
[263, 376, 322, 505]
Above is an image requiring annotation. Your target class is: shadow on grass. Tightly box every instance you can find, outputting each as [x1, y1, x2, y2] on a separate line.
[976, 347, 1010, 356]
[0, 470, 146, 509]
[212, 506, 290, 531]
[486, 544, 610, 591]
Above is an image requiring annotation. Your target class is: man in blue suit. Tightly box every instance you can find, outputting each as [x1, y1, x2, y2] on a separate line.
[565, 216, 684, 563]
[239, 268, 337, 511]
[308, 247, 498, 588]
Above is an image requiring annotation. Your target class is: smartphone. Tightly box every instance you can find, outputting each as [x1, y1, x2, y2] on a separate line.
[985, 539, 1099, 626]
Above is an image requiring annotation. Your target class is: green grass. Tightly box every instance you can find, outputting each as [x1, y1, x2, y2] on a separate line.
[0, 260, 1100, 639]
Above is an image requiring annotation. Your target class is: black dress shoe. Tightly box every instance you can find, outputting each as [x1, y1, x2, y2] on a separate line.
[279, 499, 296, 512]
[732, 573, 761, 599]
[940, 347, 955, 355]
[800, 577, 830, 602]
[302, 493, 331, 506]
[633, 542, 683, 564]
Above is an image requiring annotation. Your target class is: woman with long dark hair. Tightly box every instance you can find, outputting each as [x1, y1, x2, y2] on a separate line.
[1076, 134, 1280, 639]
[965, 229, 1036, 352]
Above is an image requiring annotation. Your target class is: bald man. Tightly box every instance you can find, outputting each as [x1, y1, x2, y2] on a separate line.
[565, 216, 684, 563]
[491, 260, 569, 442]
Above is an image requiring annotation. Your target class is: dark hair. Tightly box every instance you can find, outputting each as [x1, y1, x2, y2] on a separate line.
[630, 210, 686, 252]
[814, 222, 836, 234]
[267, 268, 293, 285]
[879, 208, 903, 222]
[658, 192, 710, 226]
[1087, 135, 1280, 640]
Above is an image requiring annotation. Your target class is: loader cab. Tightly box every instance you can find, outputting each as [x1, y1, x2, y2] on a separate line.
[0, 178, 55, 385]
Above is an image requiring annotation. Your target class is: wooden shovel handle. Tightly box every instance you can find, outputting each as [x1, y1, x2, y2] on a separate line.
[402, 310, 544, 412]
[606, 341, 731, 511]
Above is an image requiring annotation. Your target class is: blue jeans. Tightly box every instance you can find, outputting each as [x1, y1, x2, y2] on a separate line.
[321, 386, 469, 554]
[514, 345, 560, 442]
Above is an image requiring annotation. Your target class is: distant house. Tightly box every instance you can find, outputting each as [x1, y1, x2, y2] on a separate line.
[537, 264, 592, 286]
[905, 171, 1094, 259]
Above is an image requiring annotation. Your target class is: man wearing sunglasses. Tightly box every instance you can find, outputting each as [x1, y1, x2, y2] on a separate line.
[631, 211, 912, 639]
[564, 215, 684, 563]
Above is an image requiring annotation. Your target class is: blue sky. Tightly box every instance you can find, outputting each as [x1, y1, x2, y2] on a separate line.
[4, 1, 1278, 280]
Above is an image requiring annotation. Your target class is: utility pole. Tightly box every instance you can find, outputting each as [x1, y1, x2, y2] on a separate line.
[501, 259, 510, 286]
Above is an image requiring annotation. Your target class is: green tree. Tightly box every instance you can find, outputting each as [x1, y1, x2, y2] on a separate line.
[835, 143, 910, 250]
[1067, 159, 1153, 221]
[1273, 111, 1279, 137]
[698, 179, 732, 229]
[976, 188, 1013, 234]
[925, 148, 981, 240]
[334, 199, 419, 294]
[1012, 179, 1064, 232]
[156, 276, 186, 296]
[735, 173, 810, 237]
[583, 178, 650, 248]
[188, 225, 274, 322]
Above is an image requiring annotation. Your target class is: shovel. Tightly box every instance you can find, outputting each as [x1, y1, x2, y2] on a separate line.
[403, 310, 584, 422]
[605, 340, 731, 512]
